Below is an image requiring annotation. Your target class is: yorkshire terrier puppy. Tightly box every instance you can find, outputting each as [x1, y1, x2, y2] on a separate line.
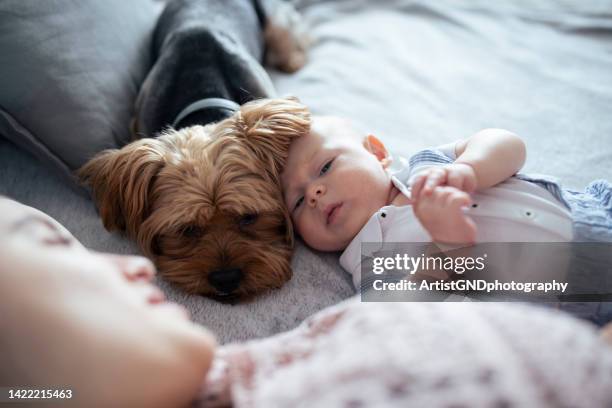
[79, 98, 310, 301]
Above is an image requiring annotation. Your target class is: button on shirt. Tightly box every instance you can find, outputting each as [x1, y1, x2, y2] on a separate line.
[339, 143, 573, 289]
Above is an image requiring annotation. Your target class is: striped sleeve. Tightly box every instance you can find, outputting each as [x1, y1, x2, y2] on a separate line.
[407, 148, 455, 180]
[515, 173, 571, 209]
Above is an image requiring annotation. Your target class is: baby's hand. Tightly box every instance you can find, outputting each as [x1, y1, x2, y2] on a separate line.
[410, 163, 477, 198]
[412, 185, 477, 244]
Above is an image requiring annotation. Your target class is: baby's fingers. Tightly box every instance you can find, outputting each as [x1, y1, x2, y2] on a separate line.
[447, 170, 466, 191]
[422, 168, 447, 195]
[410, 174, 427, 200]
[463, 216, 477, 244]
[446, 191, 472, 209]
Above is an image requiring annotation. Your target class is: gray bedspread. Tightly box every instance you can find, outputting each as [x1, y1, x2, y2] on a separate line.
[2, 0, 611, 343]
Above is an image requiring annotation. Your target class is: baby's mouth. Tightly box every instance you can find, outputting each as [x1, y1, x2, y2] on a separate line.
[326, 203, 343, 226]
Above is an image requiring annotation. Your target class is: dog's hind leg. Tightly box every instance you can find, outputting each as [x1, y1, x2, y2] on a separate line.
[256, 0, 310, 73]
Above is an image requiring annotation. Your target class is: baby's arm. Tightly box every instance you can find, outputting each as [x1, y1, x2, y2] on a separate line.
[454, 128, 526, 189]
[411, 129, 526, 243]
[413, 129, 526, 196]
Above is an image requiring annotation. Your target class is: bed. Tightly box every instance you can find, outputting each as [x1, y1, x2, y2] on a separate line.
[1, 0, 611, 343]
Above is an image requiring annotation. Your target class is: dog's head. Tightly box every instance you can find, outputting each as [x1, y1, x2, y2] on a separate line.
[79, 97, 310, 301]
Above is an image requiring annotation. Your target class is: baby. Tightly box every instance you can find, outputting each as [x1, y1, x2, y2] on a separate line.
[281, 116, 612, 322]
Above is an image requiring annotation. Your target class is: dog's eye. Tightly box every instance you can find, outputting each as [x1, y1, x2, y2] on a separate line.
[239, 213, 258, 227]
[181, 225, 204, 238]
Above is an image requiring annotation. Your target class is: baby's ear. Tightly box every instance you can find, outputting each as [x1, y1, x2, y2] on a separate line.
[363, 134, 392, 168]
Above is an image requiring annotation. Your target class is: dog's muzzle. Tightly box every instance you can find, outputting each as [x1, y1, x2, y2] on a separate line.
[208, 267, 244, 294]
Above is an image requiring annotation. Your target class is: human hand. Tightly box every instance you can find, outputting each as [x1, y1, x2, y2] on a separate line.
[410, 163, 477, 198]
[412, 185, 477, 244]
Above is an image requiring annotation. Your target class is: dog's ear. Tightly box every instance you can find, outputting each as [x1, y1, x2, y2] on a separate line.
[231, 97, 310, 178]
[77, 139, 166, 237]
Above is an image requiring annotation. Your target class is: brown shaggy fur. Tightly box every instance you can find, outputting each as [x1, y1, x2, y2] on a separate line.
[79, 98, 310, 301]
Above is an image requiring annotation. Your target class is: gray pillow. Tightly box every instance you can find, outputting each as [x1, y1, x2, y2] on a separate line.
[0, 0, 161, 184]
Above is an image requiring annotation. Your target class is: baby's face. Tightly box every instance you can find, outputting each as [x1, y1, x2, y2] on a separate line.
[281, 117, 392, 251]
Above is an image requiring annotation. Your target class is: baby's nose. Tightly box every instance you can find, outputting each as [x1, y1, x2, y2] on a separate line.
[308, 184, 326, 207]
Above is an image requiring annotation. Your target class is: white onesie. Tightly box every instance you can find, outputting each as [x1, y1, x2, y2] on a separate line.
[339, 142, 573, 289]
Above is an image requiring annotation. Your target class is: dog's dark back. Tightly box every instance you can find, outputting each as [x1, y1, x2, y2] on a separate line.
[134, 0, 275, 137]
[153, 0, 264, 61]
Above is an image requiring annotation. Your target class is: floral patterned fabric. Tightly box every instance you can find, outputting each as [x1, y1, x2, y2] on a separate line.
[195, 298, 612, 407]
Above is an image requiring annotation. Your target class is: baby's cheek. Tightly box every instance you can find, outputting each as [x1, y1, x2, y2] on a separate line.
[296, 219, 325, 249]
[293, 215, 309, 240]
[297, 220, 314, 243]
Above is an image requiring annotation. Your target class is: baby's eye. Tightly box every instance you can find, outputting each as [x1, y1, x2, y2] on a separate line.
[294, 196, 304, 211]
[320, 159, 334, 175]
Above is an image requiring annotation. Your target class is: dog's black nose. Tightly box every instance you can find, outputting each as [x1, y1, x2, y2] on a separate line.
[208, 268, 243, 294]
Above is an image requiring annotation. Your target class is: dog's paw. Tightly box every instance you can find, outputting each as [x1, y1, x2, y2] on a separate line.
[264, 1, 310, 73]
